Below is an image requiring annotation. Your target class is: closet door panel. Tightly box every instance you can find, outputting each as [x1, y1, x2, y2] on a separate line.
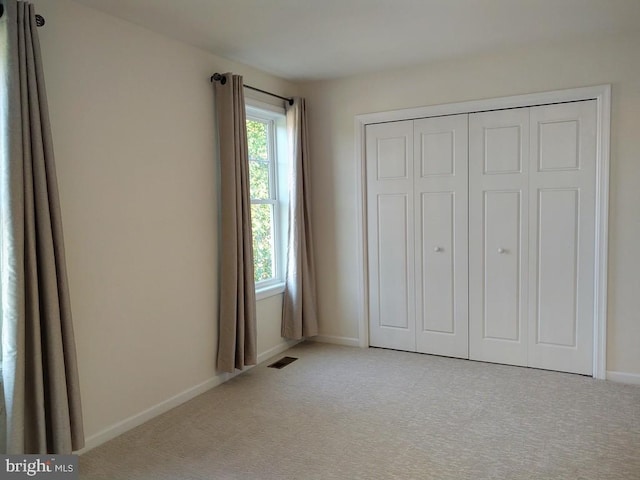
[528, 101, 596, 375]
[366, 121, 416, 351]
[414, 114, 469, 359]
[469, 109, 529, 367]
[376, 194, 411, 330]
[420, 192, 455, 334]
[484, 126, 522, 174]
[536, 189, 579, 346]
[483, 190, 522, 341]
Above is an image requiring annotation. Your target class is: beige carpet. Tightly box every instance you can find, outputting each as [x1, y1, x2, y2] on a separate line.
[80, 342, 640, 479]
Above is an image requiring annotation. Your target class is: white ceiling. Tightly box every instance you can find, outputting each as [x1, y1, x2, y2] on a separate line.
[72, 0, 640, 81]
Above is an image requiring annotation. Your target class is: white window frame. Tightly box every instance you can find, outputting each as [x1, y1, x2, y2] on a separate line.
[246, 99, 288, 300]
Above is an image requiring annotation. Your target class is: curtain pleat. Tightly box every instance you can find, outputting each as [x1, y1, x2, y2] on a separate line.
[213, 73, 257, 372]
[1, 0, 84, 453]
[282, 98, 319, 339]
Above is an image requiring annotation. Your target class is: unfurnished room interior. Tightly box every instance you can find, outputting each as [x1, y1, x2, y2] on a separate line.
[0, 1, 639, 479]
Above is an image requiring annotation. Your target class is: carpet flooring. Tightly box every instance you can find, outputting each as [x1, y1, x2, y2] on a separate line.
[80, 342, 640, 479]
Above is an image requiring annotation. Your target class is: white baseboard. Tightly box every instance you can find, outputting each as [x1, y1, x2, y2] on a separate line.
[606, 370, 640, 385]
[78, 374, 228, 454]
[311, 335, 361, 347]
[79, 338, 301, 455]
[257, 339, 302, 364]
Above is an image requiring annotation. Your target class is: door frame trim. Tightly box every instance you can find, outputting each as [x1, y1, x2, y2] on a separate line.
[354, 84, 611, 379]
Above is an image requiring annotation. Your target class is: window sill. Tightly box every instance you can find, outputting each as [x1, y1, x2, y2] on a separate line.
[256, 282, 286, 301]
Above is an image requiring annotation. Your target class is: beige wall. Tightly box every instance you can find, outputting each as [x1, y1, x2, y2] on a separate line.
[301, 32, 640, 376]
[32, 0, 297, 444]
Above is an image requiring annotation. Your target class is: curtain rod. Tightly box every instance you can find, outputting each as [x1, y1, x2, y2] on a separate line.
[210, 73, 294, 106]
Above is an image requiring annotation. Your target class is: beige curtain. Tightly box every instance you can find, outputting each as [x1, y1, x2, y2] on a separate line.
[1, 1, 84, 453]
[213, 73, 257, 372]
[282, 98, 319, 339]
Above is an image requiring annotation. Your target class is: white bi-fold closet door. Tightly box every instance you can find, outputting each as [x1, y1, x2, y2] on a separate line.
[366, 100, 597, 375]
[469, 101, 596, 375]
[366, 114, 469, 358]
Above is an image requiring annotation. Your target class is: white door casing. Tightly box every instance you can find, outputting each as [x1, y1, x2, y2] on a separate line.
[356, 85, 610, 378]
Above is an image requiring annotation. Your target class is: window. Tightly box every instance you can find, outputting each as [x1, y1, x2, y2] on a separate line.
[246, 100, 288, 297]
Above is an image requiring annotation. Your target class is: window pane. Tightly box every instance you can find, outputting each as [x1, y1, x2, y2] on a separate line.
[249, 160, 270, 200]
[246, 119, 268, 161]
[251, 203, 274, 282]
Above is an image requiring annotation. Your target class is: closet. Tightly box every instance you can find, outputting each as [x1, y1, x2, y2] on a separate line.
[366, 100, 597, 375]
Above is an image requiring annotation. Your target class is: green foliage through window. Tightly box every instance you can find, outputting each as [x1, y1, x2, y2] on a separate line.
[251, 204, 274, 281]
[247, 118, 276, 283]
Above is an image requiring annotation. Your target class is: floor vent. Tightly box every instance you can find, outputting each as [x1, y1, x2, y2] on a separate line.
[268, 356, 298, 369]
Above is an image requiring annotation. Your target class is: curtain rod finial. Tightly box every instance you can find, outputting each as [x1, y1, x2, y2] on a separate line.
[211, 73, 226, 85]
